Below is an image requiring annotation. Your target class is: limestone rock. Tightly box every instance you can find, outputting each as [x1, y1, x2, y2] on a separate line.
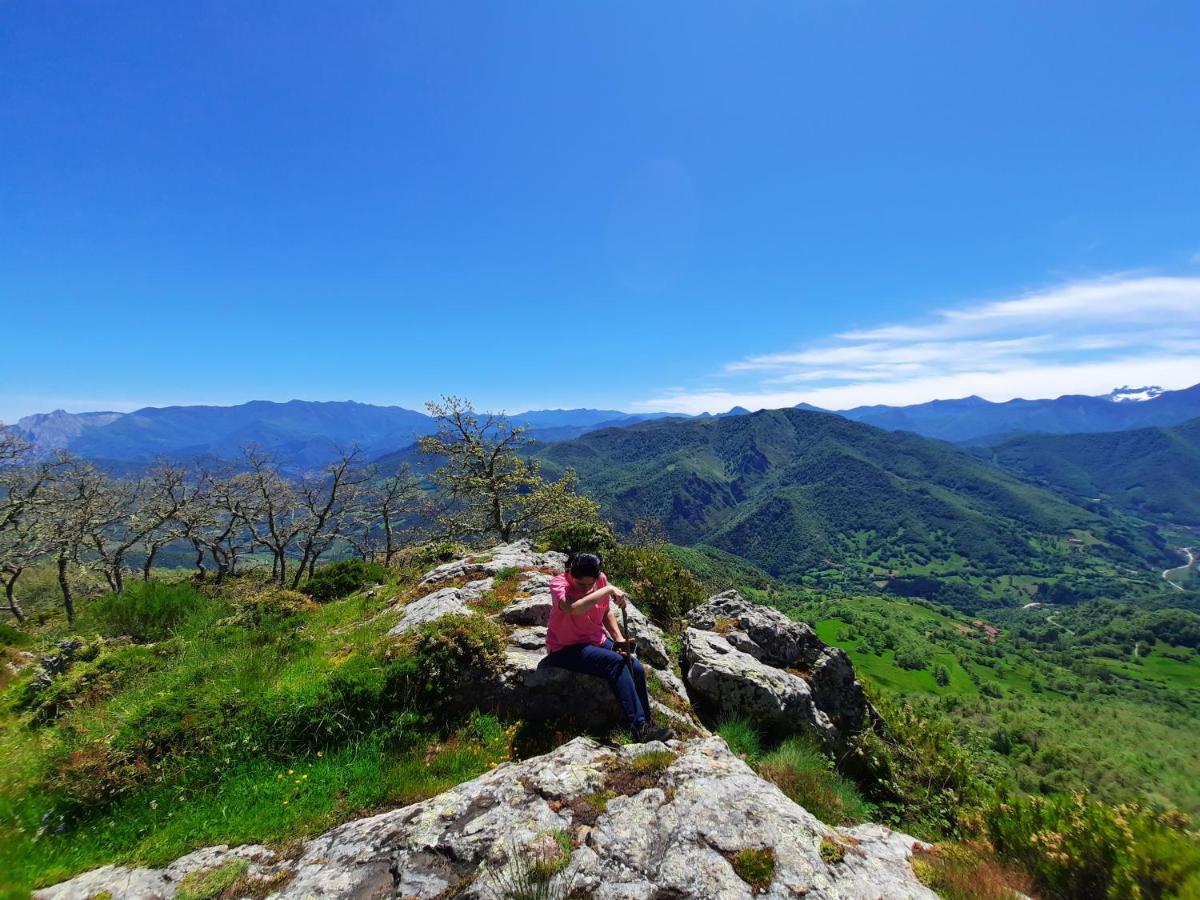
[387, 584, 473, 636]
[688, 591, 874, 737]
[418, 539, 566, 586]
[689, 589, 827, 668]
[684, 627, 838, 743]
[38, 738, 935, 900]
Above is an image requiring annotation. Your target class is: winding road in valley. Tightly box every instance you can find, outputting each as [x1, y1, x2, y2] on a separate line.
[1163, 547, 1197, 591]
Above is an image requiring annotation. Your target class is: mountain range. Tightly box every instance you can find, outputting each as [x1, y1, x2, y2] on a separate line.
[12, 383, 1199, 468]
[9, 401, 673, 470]
[834, 382, 1200, 444]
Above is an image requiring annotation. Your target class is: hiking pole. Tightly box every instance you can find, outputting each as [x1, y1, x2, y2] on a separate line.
[620, 600, 637, 679]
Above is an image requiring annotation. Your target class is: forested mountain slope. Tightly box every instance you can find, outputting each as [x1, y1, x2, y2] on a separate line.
[535, 408, 1172, 594]
[980, 417, 1200, 526]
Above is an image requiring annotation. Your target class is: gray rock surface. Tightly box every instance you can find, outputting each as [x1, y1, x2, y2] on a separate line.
[386, 584, 476, 636]
[684, 627, 838, 743]
[688, 591, 874, 736]
[418, 539, 567, 586]
[38, 738, 934, 900]
[690, 589, 827, 668]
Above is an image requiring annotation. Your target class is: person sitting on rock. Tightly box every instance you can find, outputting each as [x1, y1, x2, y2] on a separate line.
[537, 551, 675, 743]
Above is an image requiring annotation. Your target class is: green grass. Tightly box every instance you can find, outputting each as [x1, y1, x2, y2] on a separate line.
[756, 736, 873, 825]
[0, 571, 517, 898]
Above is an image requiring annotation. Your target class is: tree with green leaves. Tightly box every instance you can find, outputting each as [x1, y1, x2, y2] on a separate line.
[418, 396, 600, 543]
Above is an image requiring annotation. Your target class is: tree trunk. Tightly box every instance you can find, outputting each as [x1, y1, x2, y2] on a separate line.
[58, 556, 76, 623]
[3, 571, 25, 622]
[112, 551, 125, 594]
[191, 539, 207, 580]
[290, 547, 310, 590]
[143, 544, 161, 581]
[491, 494, 504, 540]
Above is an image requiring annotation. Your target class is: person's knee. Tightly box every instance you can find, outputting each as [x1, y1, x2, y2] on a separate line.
[603, 656, 628, 679]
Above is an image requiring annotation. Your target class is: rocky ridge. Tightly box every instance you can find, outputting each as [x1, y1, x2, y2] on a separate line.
[36, 542, 925, 899]
[37, 737, 934, 900]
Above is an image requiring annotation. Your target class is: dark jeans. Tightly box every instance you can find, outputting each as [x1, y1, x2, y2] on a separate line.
[539, 638, 651, 729]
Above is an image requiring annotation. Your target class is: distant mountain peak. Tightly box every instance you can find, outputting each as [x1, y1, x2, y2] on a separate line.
[1106, 385, 1164, 403]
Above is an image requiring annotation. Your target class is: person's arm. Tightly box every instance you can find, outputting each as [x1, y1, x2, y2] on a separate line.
[604, 606, 626, 645]
[558, 583, 616, 616]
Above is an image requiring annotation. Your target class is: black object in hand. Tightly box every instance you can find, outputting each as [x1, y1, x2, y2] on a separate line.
[613, 638, 637, 655]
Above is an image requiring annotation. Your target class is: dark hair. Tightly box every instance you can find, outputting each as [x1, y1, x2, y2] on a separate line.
[566, 551, 602, 580]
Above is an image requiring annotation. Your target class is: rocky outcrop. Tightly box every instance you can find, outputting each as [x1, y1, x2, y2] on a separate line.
[685, 590, 874, 741]
[418, 542, 567, 587]
[37, 737, 935, 900]
[684, 626, 839, 742]
[386, 541, 688, 733]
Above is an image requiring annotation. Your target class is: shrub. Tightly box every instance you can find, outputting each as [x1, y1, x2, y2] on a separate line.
[911, 842, 1034, 900]
[88, 581, 208, 642]
[984, 792, 1200, 900]
[386, 614, 508, 713]
[24, 642, 163, 725]
[756, 736, 873, 825]
[607, 545, 706, 629]
[894, 639, 933, 671]
[303, 559, 390, 601]
[843, 693, 991, 837]
[222, 588, 316, 631]
[537, 521, 617, 558]
[0, 621, 30, 646]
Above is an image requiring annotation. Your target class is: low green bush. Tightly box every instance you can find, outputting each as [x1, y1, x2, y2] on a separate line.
[0, 621, 30, 646]
[386, 614, 508, 713]
[843, 693, 992, 838]
[302, 559, 390, 602]
[221, 588, 315, 632]
[537, 521, 618, 558]
[25, 643, 164, 725]
[607, 545, 706, 629]
[984, 792, 1200, 899]
[87, 581, 208, 642]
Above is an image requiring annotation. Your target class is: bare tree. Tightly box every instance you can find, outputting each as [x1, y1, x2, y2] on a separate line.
[182, 467, 257, 581]
[42, 458, 116, 621]
[347, 464, 429, 564]
[135, 464, 202, 580]
[241, 448, 305, 586]
[0, 429, 63, 620]
[290, 447, 368, 587]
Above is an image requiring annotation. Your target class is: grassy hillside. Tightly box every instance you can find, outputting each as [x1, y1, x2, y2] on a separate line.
[980, 416, 1200, 526]
[536, 408, 1173, 608]
[754, 589, 1200, 816]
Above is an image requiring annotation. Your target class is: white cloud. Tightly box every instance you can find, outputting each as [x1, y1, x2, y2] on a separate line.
[632, 275, 1200, 414]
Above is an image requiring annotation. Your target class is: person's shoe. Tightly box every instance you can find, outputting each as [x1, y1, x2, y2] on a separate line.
[632, 721, 676, 743]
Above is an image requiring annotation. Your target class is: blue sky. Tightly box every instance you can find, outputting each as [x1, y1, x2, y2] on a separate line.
[2, 1, 1198, 422]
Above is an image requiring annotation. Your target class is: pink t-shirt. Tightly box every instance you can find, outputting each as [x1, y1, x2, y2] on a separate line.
[546, 572, 611, 653]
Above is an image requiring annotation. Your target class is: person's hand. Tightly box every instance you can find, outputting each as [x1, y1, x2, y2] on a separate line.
[610, 586, 627, 609]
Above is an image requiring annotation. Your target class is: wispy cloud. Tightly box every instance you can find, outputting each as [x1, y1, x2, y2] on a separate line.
[632, 275, 1200, 414]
